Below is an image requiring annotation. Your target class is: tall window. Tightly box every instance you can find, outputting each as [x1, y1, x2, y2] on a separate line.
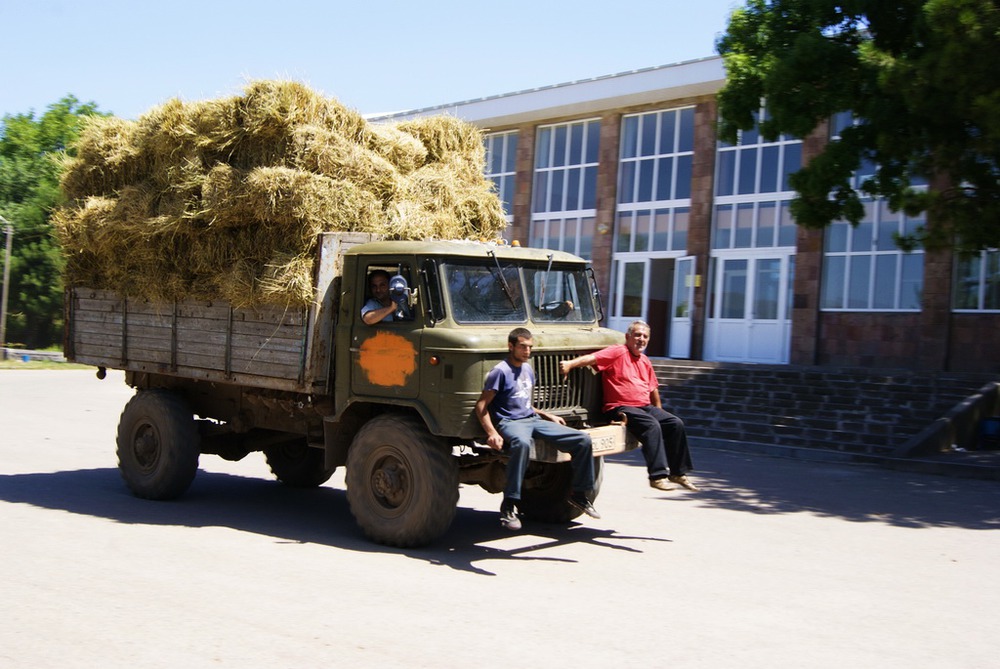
[821, 112, 925, 311]
[485, 131, 518, 221]
[615, 107, 695, 253]
[712, 109, 801, 249]
[531, 119, 600, 259]
[954, 250, 1000, 311]
[820, 202, 924, 310]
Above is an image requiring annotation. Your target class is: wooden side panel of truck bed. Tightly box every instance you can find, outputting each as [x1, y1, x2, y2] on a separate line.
[67, 289, 313, 392]
[65, 231, 376, 393]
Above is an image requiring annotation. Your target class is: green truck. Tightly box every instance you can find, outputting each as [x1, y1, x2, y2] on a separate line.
[65, 232, 634, 546]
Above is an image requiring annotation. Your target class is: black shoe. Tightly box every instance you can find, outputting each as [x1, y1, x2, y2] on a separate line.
[499, 499, 521, 531]
[568, 495, 601, 520]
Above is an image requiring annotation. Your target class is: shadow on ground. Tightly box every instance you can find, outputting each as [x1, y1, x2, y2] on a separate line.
[609, 447, 1000, 530]
[1, 448, 996, 575]
[0, 466, 669, 576]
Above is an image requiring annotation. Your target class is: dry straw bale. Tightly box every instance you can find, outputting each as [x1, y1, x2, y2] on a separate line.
[394, 115, 486, 164]
[60, 116, 151, 199]
[366, 123, 428, 174]
[57, 79, 507, 307]
[290, 124, 400, 203]
[239, 166, 384, 234]
[222, 81, 370, 169]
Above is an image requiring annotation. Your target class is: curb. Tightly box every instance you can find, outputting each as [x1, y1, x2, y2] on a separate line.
[1, 347, 67, 362]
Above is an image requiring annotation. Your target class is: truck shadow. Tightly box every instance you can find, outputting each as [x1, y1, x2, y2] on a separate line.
[0, 467, 665, 576]
[4, 445, 997, 576]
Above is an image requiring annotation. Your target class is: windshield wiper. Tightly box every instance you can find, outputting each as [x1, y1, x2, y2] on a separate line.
[540, 253, 554, 305]
[487, 250, 517, 309]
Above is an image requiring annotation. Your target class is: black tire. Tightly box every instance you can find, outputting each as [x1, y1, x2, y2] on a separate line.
[345, 415, 459, 548]
[264, 438, 335, 488]
[116, 389, 200, 500]
[519, 456, 604, 523]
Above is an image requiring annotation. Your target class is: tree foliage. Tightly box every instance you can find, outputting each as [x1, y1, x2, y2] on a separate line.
[0, 96, 105, 347]
[716, 0, 1000, 251]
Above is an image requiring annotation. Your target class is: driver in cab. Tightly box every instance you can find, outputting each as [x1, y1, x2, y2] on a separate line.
[361, 269, 410, 325]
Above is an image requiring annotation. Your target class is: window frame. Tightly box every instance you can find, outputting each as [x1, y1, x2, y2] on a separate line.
[820, 114, 925, 313]
[530, 119, 601, 259]
[485, 130, 519, 222]
[615, 107, 696, 255]
[712, 107, 802, 252]
[953, 249, 1000, 312]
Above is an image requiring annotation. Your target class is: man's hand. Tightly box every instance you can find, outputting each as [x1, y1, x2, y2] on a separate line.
[475, 389, 504, 450]
[537, 410, 566, 425]
[560, 353, 596, 376]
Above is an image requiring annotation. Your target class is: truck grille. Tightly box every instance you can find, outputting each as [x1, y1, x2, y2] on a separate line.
[531, 353, 600, 416]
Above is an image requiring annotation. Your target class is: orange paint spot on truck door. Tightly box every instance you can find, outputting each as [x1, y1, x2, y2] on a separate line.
[358, 332, 417, 386]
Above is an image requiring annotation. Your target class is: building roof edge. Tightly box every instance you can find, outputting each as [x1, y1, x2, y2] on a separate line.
[367, 55, 725, 126]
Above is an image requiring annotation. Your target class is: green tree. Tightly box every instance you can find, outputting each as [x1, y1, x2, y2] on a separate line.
[0, 96, 105, 348]
[715, 0, 1000, 251]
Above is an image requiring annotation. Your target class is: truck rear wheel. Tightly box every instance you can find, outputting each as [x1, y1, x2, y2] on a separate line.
[116, 389, 200, 500]
[518, 457, 603, 523]
[264, 439, 335, 488]
[345, 415, 458, 547]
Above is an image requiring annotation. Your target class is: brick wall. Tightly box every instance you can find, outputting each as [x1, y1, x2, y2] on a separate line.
[815, 312, 922, 368]
[949, 313, 1000, 373]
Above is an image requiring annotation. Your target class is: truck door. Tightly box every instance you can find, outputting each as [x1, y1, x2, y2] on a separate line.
[350, 261, 421, 399]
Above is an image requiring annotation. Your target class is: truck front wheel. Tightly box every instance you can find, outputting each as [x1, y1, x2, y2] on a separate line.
[116, 389, 200, 500]
[345, 415, 459, 547]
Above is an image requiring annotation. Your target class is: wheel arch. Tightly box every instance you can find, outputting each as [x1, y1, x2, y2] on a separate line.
[323, 400, 435, 469]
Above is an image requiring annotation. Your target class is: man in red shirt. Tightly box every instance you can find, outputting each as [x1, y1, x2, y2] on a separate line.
[560, 320, 698, 492]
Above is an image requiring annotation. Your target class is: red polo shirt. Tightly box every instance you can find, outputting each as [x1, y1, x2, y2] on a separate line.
[591, 344, 657, 412]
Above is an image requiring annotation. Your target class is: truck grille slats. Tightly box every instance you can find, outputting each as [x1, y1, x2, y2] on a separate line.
[531, 353, 595, 414]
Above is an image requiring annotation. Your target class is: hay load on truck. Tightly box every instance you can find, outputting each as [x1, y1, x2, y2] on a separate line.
[57, 81, 634, 547]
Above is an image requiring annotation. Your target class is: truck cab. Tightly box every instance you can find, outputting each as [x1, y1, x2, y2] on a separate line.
[330, 241, 633, 545]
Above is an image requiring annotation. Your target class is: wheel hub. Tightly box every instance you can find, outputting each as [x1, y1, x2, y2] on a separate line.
[371, 459, 407, 507]
[133, 425, 160, 470]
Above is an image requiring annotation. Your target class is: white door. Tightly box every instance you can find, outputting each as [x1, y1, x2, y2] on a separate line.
[668, 256, 695, 358]
[607, 259, 648, 334]
[706, 253, 792, 364]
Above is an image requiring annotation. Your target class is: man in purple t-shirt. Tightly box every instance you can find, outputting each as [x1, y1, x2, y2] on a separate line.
[475, 327, 600, 531]
[561, 320, 698, 492]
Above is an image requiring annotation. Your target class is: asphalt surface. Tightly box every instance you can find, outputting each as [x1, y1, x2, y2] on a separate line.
[1, 370, 998, 668]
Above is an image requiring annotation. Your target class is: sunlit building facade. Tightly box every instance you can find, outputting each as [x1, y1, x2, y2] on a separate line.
[372, 57, 1000, 373]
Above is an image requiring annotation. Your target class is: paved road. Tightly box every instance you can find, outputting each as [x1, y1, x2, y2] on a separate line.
[1, 370, 998, 668]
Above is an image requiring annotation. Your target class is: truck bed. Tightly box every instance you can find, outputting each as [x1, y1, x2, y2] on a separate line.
[64, 232, 374, 393]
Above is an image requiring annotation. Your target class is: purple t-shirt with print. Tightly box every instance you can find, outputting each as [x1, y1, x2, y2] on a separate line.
[483, 359, 535, 421]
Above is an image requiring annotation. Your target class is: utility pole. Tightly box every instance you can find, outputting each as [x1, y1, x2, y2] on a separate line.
[0, 214, 12, 358]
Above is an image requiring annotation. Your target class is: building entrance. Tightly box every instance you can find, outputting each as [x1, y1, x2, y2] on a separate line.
[704, 251, 793, 364]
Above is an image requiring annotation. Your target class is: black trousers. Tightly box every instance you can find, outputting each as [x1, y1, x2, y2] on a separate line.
[609, 405, 693, 479]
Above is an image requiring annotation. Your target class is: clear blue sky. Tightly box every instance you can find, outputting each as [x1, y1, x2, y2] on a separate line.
[1, 0, 740, 121]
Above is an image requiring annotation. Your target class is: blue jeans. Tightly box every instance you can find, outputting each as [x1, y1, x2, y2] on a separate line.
[496, 415, 595, 501]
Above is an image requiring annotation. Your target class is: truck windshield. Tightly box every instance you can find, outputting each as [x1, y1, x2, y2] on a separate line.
[443, 262, 598, 324]
[524, 265, 598, 323]
[445, 263, 526, 323]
